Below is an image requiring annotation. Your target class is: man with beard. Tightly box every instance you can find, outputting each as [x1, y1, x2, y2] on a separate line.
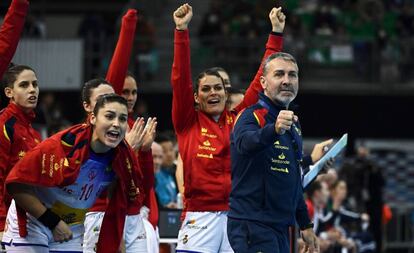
[228, 52, 333, 253]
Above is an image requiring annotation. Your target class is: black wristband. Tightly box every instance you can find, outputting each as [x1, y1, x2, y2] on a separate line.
[300, 223, 314, 231]
[37, 209, 61, 230]
[270, 31, 283, 37]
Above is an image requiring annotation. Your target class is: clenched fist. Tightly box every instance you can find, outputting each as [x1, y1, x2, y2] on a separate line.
[173, 3, 193, 30]
[269, 7, 286, 33]
[275, 110, 298, 135]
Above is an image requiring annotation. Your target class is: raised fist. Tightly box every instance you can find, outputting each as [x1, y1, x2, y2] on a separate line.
[269, 7, 286, 33]
[275, 110, 297, 135]
[173, 3, 193, 30]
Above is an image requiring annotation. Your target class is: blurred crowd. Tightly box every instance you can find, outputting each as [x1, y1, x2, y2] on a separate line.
[199, 0, 414, 83]
[301, 144, 390, 253]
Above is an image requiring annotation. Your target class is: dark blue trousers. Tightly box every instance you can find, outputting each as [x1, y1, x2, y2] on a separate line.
[227, 217, 289, 253]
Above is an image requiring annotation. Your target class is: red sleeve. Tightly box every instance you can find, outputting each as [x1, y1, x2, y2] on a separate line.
[234, 33, 283, 113]
[106, 9, 138, 94]
[137, 149, 154, 197]
[0, 123, 11, 176]
[0, 0, 29, 78]
[0, 124, 11, 230]
[305, 199, 314, 220]
[143, 188, 158, 228]
[171, 29, 197, 133]
[5, 138, 66, 188]
[139, 149, 158, 227]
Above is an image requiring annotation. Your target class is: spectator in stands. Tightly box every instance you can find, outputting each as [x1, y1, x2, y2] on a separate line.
[153, 141, 178, 209]
[305, 180, 333, 252]
[155, 134, 177, 181]
[354, 146, 384, 253]
[330, 180, 370, 225]
[330, 179, 372, 253]
[341, 144, 384, 253]
[319, 168, 338, 189]
[312, 2, 340, 36]
[306, 180, 331, 233]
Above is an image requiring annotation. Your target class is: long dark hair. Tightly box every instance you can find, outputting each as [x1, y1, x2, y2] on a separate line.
[194, 68, 225, 93]
[81, 78, 111, 104]
[2, 64, 36, 89]
[93, 93, 128, 116]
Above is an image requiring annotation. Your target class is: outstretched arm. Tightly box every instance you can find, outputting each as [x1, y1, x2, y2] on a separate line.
[234, 7, 286, 112]
[106, 9, 138, 94]
[233, 109, 297, 155]
[0, 0, 29, 78]
[8, 183, 73, 243]
[171, 3, 196, 133]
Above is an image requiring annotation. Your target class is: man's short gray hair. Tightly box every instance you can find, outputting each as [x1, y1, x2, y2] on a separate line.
[262, 52, 298, 75]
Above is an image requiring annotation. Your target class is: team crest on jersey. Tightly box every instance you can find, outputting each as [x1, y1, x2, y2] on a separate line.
[64, 158, 69, 167]
[186, 219, 196, 225]
[183, 234, 189, 244]
[137, 232, 147, 239]
[226, 115, 233, 125]
[88, 170, 97, 181]
[18, 150, 26, 159]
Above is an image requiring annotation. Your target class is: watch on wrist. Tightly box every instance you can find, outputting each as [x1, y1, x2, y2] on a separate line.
[300, 222, 314, 231]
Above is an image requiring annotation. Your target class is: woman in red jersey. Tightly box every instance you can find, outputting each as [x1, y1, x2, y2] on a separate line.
[0, 65, 41, 239]
[171, 3, 285, 252]
[2, 94, 141, 253]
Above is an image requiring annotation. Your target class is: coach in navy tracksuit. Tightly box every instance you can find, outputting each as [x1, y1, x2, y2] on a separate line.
[228, 52, 331, 253]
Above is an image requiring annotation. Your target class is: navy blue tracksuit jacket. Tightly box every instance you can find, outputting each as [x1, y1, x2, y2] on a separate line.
[229, 93, 312, 230]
